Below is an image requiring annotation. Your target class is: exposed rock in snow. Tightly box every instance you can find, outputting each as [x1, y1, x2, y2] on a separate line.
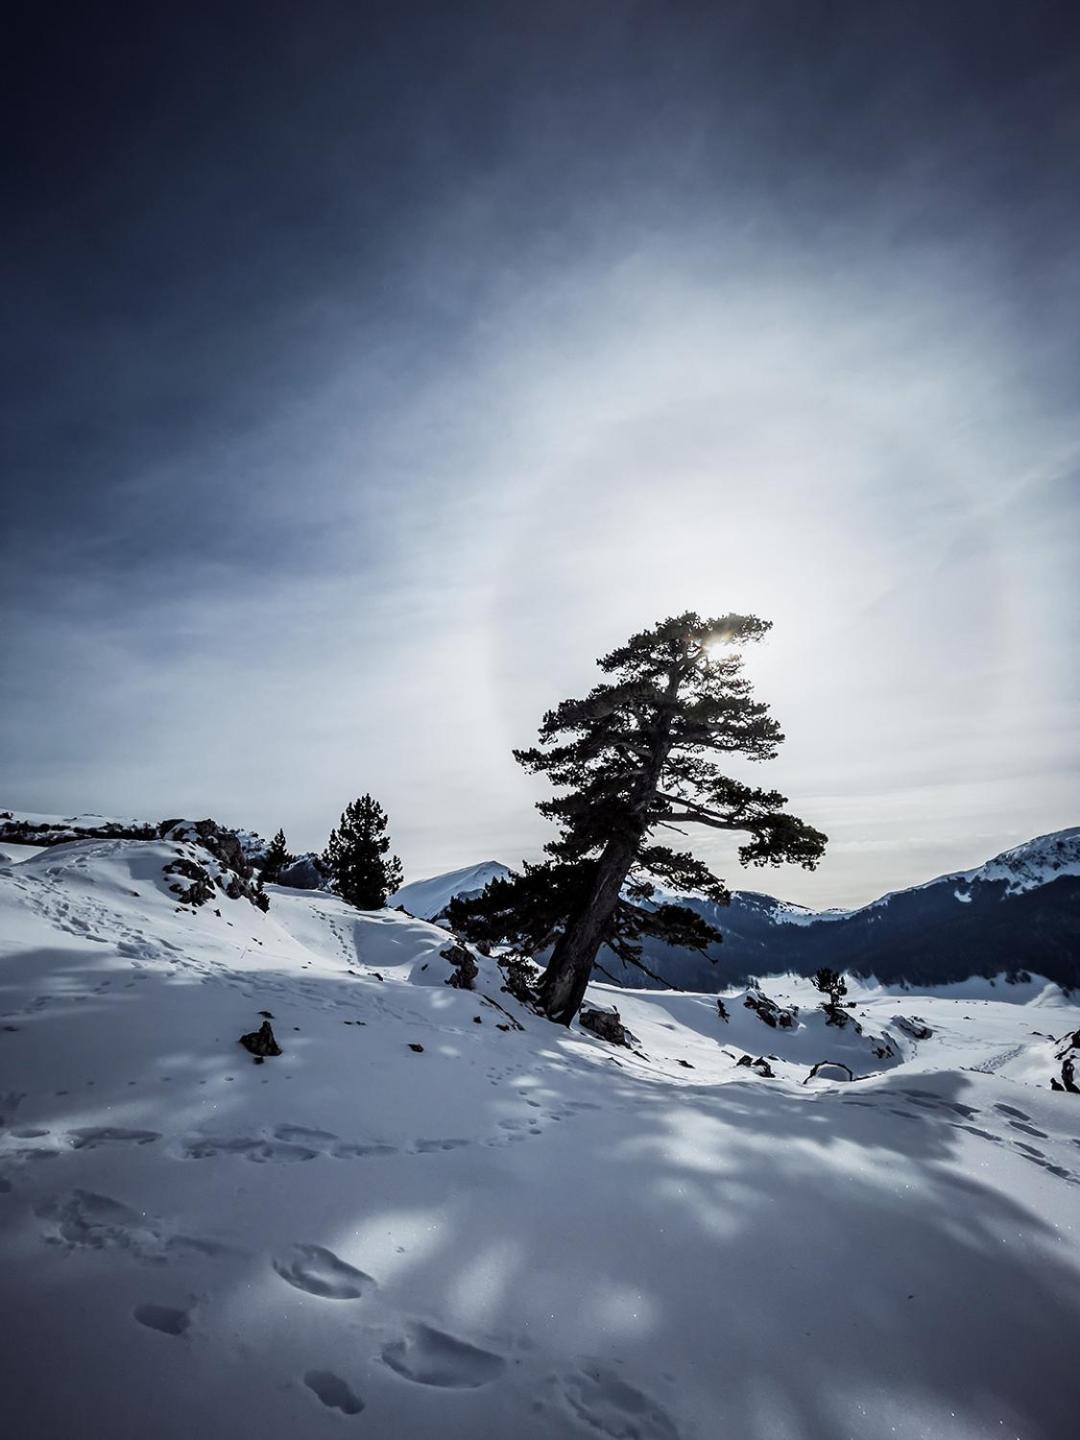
[440, 941, 479, 990]
[893, 1015, 933, 1041]
[742, 987, 798, 1029]
[276, 852, 329, 890]
[239, 1020, 282, 1057]
[579, 1005, 632, 1046]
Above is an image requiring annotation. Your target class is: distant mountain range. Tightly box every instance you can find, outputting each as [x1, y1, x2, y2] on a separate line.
[4, 810, 1077, 991]
[392, 830, 1080, 992]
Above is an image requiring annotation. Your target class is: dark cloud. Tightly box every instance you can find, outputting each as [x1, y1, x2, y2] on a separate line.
[2, 2, 1077, 899]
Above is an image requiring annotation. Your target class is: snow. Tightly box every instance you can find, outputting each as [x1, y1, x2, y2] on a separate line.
[390, 860, 513, 920]
[2, 835, 1080, 1439]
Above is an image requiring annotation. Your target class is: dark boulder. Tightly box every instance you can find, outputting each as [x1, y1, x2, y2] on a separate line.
[580, 1005, 632, 1046]
[743, 988, 798, 1030]
[239, 1020, 282, 1057]
[440, 942, 479, 991]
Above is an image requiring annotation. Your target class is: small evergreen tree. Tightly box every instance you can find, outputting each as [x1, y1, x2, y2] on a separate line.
[260, 828, 292, 884]
[812, 967, 848, 1009]
[323, 795, 404, 909]
[452, 611, 826, 1024]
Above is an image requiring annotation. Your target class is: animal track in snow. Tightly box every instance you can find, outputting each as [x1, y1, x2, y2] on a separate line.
[35, 1189, 162, 1258]
[273, 1243, 376, 1299]
[176, 1134, 318, 1163]
[134, 1302, 191, 1336]
[558, 1362, 681, 1440]
[68, 1126, 161, 1149]
[304, 1369, 365, 1414]
[381, 1322, 506, 1388]
[272, 1123, 339, 1147]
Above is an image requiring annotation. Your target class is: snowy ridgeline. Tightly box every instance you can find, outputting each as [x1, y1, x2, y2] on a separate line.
[2, 832, 1080, 1440]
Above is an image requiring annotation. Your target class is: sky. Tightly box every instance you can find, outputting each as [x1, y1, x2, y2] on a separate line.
[2, 1, 1078, 907]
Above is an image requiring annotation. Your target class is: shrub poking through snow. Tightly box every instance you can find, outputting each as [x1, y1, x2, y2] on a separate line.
[499, 954, 539, 1005]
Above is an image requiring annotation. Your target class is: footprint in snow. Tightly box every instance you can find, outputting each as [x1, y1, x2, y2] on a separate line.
[273, 1243, 376, 1299]
[134, 1303, 191, 1336]
[68, 1126, 161, 1149]
[994, 1103, 1031, 1122]
[557, 1362, 681, 1440]
[272, 1124, 339, 1147]
[381, 1322, 506, 1388]
[304, 1370, 364, 1415]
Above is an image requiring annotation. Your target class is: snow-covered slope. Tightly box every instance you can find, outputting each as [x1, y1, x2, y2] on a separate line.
[390, 861, 513, 920]
[2, 835, 1080, 1439]
[948, 825, 1080, 895]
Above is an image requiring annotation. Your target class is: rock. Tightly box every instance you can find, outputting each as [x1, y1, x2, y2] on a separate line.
[239, 1020, 282, 1057]
[735, 1053, 774, 1076]
[580, 1005, 632, 1046]
[163, 856, 217, 907]
[277, 853, 330, 890]
[743, 988, 798, 1030]
[717, 999, 730, 1022]
[408, 1043, 424, 1053]
[893, 1015, 933, 1041]
[440, 942, 478, 991]
[159, 818, 268, 911]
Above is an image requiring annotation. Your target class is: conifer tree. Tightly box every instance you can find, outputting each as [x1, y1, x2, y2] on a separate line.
[323, 795, 404, 909]
[812, 967, 848, 1010]
[452, 612, 826, 1024]
[260, 828, 292, 884]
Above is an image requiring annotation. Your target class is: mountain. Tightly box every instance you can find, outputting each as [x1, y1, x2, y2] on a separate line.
[4, 810, 1077, 989]
[390, 861, 513, 921]
[393, 830, 1080, 993]
[623, 827, 1080, 992]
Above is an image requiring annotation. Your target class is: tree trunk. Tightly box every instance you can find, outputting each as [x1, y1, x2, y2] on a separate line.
[538, 665, 683, 1025]
[538, 834, 640, 1024]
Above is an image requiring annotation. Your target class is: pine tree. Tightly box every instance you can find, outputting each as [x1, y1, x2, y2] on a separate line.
[260, 828, 292, 884]
[453, 612, 826, 1024]
[323, 795, 404, 909]
[812, 967, 848, 1010]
